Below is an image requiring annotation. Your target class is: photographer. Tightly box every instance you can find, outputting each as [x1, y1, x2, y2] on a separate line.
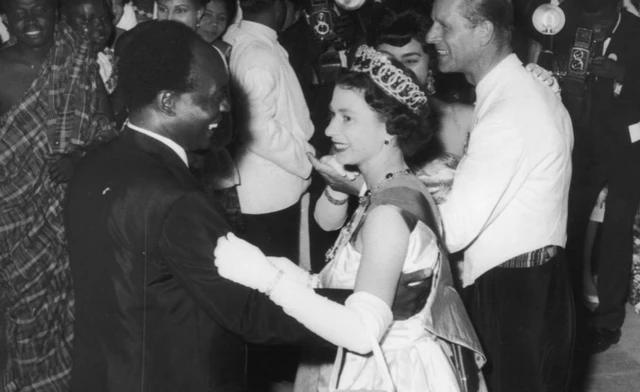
[547, 0, 640, 353]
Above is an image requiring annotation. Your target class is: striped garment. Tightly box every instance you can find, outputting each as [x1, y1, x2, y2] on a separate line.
[0, 22, 117, 392]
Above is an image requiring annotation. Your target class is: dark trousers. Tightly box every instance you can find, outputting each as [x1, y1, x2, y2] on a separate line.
[592, 144, 640, 330]
[240, 201, 301, 390]
[565, 126, 605, 273]
[463, 253, 575, 392]
[566, 125, 640, 330]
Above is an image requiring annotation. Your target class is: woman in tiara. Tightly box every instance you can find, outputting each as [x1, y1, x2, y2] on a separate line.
[313, 10, 559, 216]
[214, 45, 485, 392]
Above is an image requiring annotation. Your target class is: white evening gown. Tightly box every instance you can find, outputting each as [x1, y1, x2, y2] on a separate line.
[315, 177, 462, 392]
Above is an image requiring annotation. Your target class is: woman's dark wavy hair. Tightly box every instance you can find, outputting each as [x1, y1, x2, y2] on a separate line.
[373, 10, 437, 79]
[337, 57, 438, 167]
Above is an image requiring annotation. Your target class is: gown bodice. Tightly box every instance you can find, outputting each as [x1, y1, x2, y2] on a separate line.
[315, 175, 462, 392]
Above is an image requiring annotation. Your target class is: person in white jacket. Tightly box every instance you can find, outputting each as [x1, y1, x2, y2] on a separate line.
[222, 0, 316, 388]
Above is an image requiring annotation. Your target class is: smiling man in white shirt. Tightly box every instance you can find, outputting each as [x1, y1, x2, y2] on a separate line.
[223, 0, 315, 388]
[427, 0, 575, 391]
[224, 0, 314, 261]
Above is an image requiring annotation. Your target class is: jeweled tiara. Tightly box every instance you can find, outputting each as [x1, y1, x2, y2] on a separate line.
[350, 45, 428, 113]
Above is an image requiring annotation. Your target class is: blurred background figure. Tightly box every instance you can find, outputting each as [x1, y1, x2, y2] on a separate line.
[62, 0, 118, 92]
[156, 0, 207, 29]
[111, 0, 139, 35]
[534, 0, 640, 354]
[197, 0, 236, 47]
[0, 0, 117, 390]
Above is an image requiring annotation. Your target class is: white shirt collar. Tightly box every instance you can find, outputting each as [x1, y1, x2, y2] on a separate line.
[126, 120, 189, 167]
[238, 20, 278, 43]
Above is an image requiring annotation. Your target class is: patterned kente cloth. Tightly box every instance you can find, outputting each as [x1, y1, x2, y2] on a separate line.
[0, 22, 117, 392]
[630, 208, 640, 312]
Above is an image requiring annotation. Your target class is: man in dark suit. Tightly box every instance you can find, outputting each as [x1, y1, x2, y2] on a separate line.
[65, 20, 429, 392]
[550, 0, 640, 353]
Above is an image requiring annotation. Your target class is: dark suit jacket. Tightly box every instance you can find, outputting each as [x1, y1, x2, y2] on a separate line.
[65, 128, 326, 392]
[553, 6, 640, 144]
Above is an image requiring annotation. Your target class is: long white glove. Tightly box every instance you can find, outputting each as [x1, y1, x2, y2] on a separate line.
[214, 233, 280, 294]
[267, 257, 320, 288]
[271, 278, 392, 355]
[215, 235, 392, 355]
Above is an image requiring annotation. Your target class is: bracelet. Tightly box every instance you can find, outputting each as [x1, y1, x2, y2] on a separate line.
[265, 269, 284, 297]
[324, 187, 349, 206]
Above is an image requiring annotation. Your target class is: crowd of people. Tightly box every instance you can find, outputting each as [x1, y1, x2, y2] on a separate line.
[0, 0, 639, 392]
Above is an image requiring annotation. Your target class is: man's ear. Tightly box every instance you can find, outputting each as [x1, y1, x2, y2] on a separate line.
[477, 20, 495, 47]
[156, 90, 177, 116]
[197, 8, 204, 21]
[275, 0, 287, 23]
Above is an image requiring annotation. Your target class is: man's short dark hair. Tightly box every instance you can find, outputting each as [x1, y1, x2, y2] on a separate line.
[239, 0, 278, 14]
[117, 20, 201, 112]
[1, 0, 59, 13]
[218, 0, 238, 23]
[61, 0, 103, 9]
[459, 0, 514, 46]
[60, 0, 109, 15]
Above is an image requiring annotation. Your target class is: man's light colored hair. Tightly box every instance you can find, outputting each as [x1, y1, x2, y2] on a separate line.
[459, 0, 514, 48]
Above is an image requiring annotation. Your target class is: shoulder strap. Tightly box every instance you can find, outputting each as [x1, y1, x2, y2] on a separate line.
[370, 185, 443, 243]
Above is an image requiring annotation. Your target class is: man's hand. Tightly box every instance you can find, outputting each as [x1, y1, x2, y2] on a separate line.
[307, 152, 363, 196]
[49, 153, 79, 184]
[589, 57, 625, 81]
[391, 268, 433, 321]
[526, 63, 561, 95]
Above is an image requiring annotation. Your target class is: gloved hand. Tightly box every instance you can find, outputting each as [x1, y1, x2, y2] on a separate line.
[267, 257, 319, 288]
[393, 268, 434, 321]
[307, 152, 363, 195]
[326, 155, 359, 181]
[214, 233, 279, 293]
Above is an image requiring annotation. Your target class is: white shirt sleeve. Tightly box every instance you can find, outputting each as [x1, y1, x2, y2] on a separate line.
[439, 113, 525, 253]
[241, 66, 314, 179]
[0, 19, 10, 44]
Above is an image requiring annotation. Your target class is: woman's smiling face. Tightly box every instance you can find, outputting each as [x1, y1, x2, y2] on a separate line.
[197, 0, 228, 43]
[324, 86, 388, 167]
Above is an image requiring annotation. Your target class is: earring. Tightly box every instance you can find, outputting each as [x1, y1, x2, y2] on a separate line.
[384, 139, 391, 145]
[426, 70, 436, 96]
